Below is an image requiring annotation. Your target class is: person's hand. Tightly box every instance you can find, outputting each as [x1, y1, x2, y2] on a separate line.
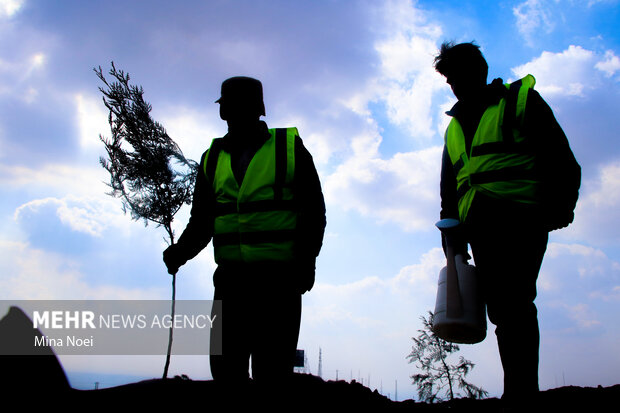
[441, 233, 470, 260]
[544, 210, 574, 232]
[163, 244, 184, 275]
[295, 259, 316, 294]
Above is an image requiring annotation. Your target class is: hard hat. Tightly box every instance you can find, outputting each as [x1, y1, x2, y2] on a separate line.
[215, 76, 266, 116]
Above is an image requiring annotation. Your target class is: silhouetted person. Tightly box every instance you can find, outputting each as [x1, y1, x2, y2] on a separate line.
[434, 42, 580, 404]
[163, 77, 326, 396]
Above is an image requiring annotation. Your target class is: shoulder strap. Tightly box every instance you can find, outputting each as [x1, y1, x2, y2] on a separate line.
[271, 127, 298, 201]
[274, 128, 287, 201]
[501, 80, 522, 144]
[501, 75, 536, 143]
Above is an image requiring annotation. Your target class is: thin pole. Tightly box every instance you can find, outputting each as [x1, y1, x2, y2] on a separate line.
[162, 228, 177, 379]
[163, 272, 176, 379]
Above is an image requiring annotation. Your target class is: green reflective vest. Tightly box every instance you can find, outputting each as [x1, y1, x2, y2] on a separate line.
[203, 127, 298, 264]
[445, 75, 540, 222]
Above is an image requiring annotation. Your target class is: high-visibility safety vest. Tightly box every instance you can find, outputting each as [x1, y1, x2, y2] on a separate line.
[203, 127, 298, 264]
[445, 75, 540, 222]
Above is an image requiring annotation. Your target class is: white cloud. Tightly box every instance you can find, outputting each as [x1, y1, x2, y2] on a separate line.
[272, 0, 447, 174]
[0, 0, 23, 18]
[511, 49, 620, 249]
[75, 93, 109, 151]
[0, 52, 47, 102]
[14, 195, 126, 238]
[545, 242, 607, 260]
[512, 45, 620, 99]
[391, 247, 445, 295]
[512, 45, 597, 97]
[538, 240, 620, 335]
[158, 106, 225, 164]
[551, 302, 602, 330]
[436, 96, 455, 138]
[306, 275, 388, 329]
[1, 162, 147, 241]
[360, 0, 446, 141]
[513, 0, 556, 45]
[306, 247, 444, 328]
[542, 241, 620, 283]
[595, 50, 620, 78]
[324, 139, 442, 232]
[589, 285, 620, 302]
[586, 0, 619, 7]
[320, 1, 448, 233]
[297, 128, 334, 167]
[0, 162, 109, 198]
[560, 159, 620, 245]
[0, 240, 165, 300]
[27, 52, 45, 74]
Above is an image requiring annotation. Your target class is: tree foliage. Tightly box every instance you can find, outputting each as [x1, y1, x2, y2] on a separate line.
[407, 311, 488, 403]
[95, 62, 197, 244]
[95, 62, 197, 379]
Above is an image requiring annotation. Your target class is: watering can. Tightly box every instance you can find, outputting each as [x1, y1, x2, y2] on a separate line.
[432, 219, 486, 344]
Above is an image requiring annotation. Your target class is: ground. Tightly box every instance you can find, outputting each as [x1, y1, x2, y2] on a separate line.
[16, 373, 617, 411]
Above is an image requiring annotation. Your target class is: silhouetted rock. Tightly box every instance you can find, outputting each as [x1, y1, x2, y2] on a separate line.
[0, 306, 71, 399]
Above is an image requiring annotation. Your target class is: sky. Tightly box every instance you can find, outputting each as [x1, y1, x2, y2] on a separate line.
[1, 0, 620, 402]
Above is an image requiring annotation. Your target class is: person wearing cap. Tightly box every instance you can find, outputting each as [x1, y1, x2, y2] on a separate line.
[434, 42, 580, 405]
[163, 76, 326, 390]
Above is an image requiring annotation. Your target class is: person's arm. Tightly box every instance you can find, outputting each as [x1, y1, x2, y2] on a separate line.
[439, 143, 470, 257]
[524, 90, 581, 231]
[163, 150, 214, 274]
[440, 144, 460, 221]
[293, 136, 327, 292]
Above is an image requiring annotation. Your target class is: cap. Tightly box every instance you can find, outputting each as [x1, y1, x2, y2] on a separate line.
[215, 76, 266, 116]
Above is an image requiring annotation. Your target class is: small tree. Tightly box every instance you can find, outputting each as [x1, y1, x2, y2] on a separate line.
[95, 62, 197, 379]
[407, 311, 488, 403]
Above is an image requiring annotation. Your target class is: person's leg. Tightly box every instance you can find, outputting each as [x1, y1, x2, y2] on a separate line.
[251, 292, 301, 382]
[209, 266, 252, 386]
[471, 227, 548, 402]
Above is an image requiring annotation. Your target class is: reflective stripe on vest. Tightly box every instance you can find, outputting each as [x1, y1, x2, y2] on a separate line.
[445, 75, 540, 222]
[203, 127, 298, 264]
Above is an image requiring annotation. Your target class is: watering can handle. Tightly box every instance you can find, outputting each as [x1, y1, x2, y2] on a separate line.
[445, 245, 464, 318]
[436, 219, 464, 318]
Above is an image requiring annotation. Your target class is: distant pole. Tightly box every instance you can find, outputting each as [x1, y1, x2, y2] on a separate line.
[318, 347, 323, 378]
[395, 379, 398, 402]
[336, 369, 339, 381]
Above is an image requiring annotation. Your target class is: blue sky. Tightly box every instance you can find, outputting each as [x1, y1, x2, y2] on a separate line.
[1, 0, 620, 401]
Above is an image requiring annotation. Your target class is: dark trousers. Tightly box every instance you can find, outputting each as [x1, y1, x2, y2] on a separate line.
[209, 263, 302, 388]
[469, 216, 548, 401]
